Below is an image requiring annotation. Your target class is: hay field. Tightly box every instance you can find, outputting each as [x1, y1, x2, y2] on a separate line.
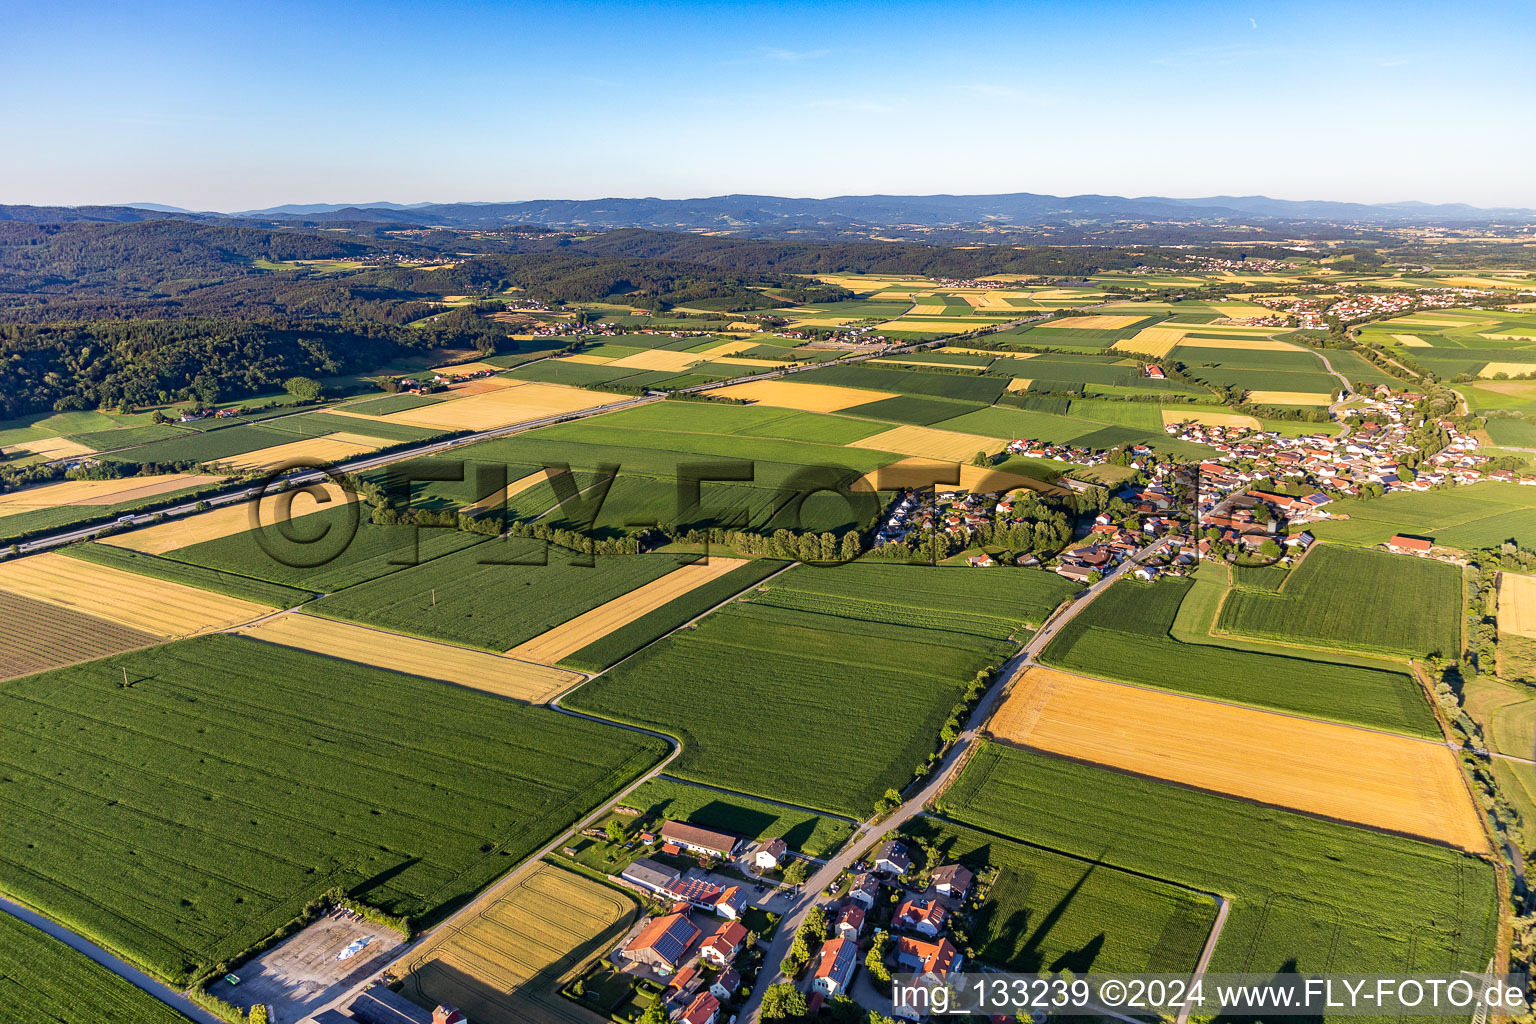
[907, 302, 949, 315]
[102, 483, 351, 554]
[464, 469, 555, 515]
[1161, 409, 1262, 430]
[0, 552, 273, 636]
[849, 424, 1008, 462]
[1035, 315, 1145, 331]
[238, 613, 580, 702]
[607, 349, 701, 372]
[1500, 573, 1536, 640]
[214, 433, 382, 472]
[1112, 327, 1184, 359]
[1392, 334, 1432, 347]
[390, 383, 628, 431]
[1175, 337, 1298, 351]
[508, 557, 747, 664]
[0, 474, 220, 520]
[704, 379, 896, 412]
[0, 435, 95, 461]
[990, 667, 1486, 853]
[1246, 390, 1333, 405]
[1479, 362, 1536, 380]
[1005, 377, 1033, 392]
[396, 862, 637, 1024]
[697, 339, 761, 358]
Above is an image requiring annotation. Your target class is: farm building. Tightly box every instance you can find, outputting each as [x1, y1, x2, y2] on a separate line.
[348, 986, 465, 1024]
[754, 836, 788, 868]
[622, 909, 701, 974]
[660, 820, 740, 858]
[811, 936, 857, 996]
[622, 858, 681, 893]
[1387, 534, 1434, 554]
[663, 875, 724, 910]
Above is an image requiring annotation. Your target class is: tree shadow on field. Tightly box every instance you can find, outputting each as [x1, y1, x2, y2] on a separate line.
[1212, 959, 1323, 1024]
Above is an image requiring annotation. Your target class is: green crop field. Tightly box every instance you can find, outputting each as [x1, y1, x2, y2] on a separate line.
[560, 558, 788, 672]
[565, 563, 1057, 815]
[623, 776, 854, 858]
[843, 394, 986, 425]
[1217, 544, 1462, 658]
[902, 816, 1216, 974]
[63, 542, 316, 607]
[0, 912, 190, 1023]
[1040, 577, 1438, 736]
[341, 393, 445, 415]
[0, 635, 665, 986]
[310, 544, 686, 650]
[102, 424, 293, 466]
[939, 744, 1498, 977]
[1308, 482, 1536, 549]
[793, 363, 1009, 403]
[63, 423, 195, 452]
[264, 411, 444, 443]
[168, 503, 489, 592]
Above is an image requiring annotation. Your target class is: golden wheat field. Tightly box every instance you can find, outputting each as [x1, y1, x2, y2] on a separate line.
[1160, 409, 1262, 430]
[237, 613, 581, 701]
[1034, 314, 1144, 331]
[396, 863, 638, 1024]
[1111, 328, 1184, 359]
[1499, 573, 1536, 640]
[1173, 337, 1297, 351]
[0, 473, 221, 521]
[1391, 334, 1433, 347]
[990, 667, 1487, 852]
[1005, 378, 1033, 392]
[507, 558, 748, 664]
[941, 346, 1030, 358]
[389, 382, 629, 431]
[850, 423, 1009, 462]
[704, 379, 894, 412]
[214, 433, 383, 472]
[101, 483, 353, 554]
[1245, 390, 1333, 405]
[429, 360, 506, 376]
[1479, 362, 1536, 380]
[697, 339, 761, 358]
[876, 319, 1001, 333]
[606, 349, 701, 372]
[0, 552, 274, 636]
[854, 457, 1067, 497]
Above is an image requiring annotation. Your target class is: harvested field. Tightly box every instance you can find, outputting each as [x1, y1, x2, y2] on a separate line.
[907, 302, 949, 315]
[1035, 314, 1144, 330]
[214, 433, 381, 472]
[848, 423, 1008, 462]
[396, 862, 637, 1024]
[1480, 362, 1536, 380]
[990, 667, 1486, 852]
[389, 383, 628, 431]
[1160, 408, 1262, 430]
[0, 434, 95, 460]
[101, 483, 352, 554]
[0, 590, 159, 680]
[704, 379, 898, 412]
[1112, 328, 1183, 359]
[449, 377, 518, 395]
[508, 557, 748, 664]
[1392, 334, 1433, 347]
[1005, 377, 1033, 392]
[606, 349, 701, 371]
[943, 347, 1033, 358]
[0, 473, 219, 519]
[463, 468, 555, 514]
[854, 457, 1067, 497]
[695, 339, 760, 358]
[1501, 573, 1536, 640]
[1245, 390, 1333, 405]
[876, 319, 999, 332]
[0, 551, 273, 636]
[238, 613, 581, 702]
[430, 361, 506, 375]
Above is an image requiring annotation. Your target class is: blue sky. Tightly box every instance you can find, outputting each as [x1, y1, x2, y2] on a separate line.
[2, 0, 1532, 210]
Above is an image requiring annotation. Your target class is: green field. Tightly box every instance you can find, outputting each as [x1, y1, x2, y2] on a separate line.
[1216, 544, 1462, 658]
[0, 635, 665, 985]
[0, 912, 190, 1023]
[903, 816, 1216, 974]
[842, 394, 986, 425]
[310, 544, 686, 650]
[565, 563, 1062, 815]
[1308, 482, 1536, 550]
[939, 744, 1498, 977]
[168, 503, 489, 592]
[623, 776, 854, 858]
[340, 393, 445, 415]
[102, 424, 294, 466]
[1041, 577, 1439, 736]
[63, 542, 316, 608]
[560, 558, 788, 672]
[263, 411, 445, 443]
[793, 363, 1009, 403]
[63, 423, 195, 452]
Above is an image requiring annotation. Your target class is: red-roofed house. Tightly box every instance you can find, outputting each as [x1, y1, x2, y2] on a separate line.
[894, 936, 964, 977]
[622, 911, 700, 974]
[811, 936, 857, 996]
[714, 885, 748, 920]
[835, 903, 866, 940]
[710, 968, 741, 1001]
[678, 991, 721, 1024]
[664, 876, 724, 910]
[894, 898, 948, 938]
[1387, 534, 1433, 554]
[700, 920, 750, 967]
